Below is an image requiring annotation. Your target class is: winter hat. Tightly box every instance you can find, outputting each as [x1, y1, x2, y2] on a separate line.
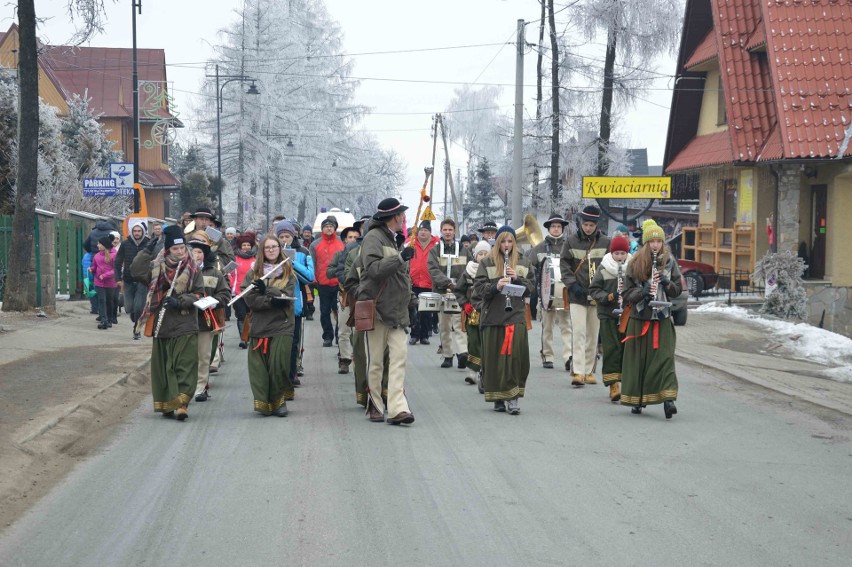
[187, 230, 212, 256]
[225, 227, 237, 236]
[460, 234, 471, 244]
[275, 220, 298, 238]
[578, 205, 601, 224]
[321, 215, 338, 229]
[610, 235, 630, 254]
[614, 224, 629, 235]
[468, 233, 480, 242]
[641, 219, 658, 233]
[495, 225, 516, 240]
[163, 225, 185, 249]
[477, 220, 498, 233]
[418, 220, 431, 231]
[373, 197, 408, 220]
[642, 223, 665, 244]
[473, 240, 492, 257]
[98, 235, 114, 250]
[235, 231, 256, 248]
[110, 231, 121, 243]
[128, 217, 148, 235]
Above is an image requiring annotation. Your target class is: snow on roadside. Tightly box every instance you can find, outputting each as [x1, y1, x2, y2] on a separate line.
[695, 303, 852, 381]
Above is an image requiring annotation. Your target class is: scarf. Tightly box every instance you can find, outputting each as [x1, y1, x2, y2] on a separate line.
[135, 251, 198, 334]
[600, 252, 631, 276]
[466, 260, 479, 278]
[264, 262, 283, 279]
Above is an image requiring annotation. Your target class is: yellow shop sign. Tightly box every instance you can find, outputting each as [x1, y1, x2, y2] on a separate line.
[582, 176, 672, 199]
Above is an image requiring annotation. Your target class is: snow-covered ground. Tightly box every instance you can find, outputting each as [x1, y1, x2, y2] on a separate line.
[695, 303, 852, 383]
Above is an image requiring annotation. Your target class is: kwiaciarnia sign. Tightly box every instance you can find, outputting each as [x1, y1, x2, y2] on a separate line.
[582, 176, 671, 199]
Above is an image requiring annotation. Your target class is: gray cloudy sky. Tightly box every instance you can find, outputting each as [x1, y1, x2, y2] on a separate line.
[23, 0, 674, 217]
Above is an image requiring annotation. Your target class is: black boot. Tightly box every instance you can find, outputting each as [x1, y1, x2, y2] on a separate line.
[440, 357, 453, 368]
[664, 400, 677, 419]
[457, 353, 468, 369]
[631, 407, 642, 415]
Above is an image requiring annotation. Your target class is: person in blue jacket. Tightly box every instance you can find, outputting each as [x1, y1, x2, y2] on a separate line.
[275, 220, 315, 387]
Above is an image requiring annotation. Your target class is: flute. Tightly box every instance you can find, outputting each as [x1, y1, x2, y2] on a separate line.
[154, 258, 185, 339]
[227, 257, 291, 307]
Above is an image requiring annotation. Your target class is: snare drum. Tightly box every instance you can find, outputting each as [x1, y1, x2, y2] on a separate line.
[441, 294, 461, 314]
[418, 292, 442, 312]
[540, 256, 566, 310]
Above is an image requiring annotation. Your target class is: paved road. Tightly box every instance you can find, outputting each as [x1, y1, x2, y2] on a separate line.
[1, 320, 851, 566]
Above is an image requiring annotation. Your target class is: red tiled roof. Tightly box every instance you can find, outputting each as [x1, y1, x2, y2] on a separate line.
[745, 19, 766, 51]
[684, 30, 718, 69]
[140, 169, 179, 189]
[756, 123, 783, 161]
[40, 46, 175, 121]
[763, 0, 852, 158]
[666, 131, 734, 172]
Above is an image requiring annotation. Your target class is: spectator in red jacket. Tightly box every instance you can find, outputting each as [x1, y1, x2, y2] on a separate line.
[310, 216, 345, 347]
[408, 220, 439, 344]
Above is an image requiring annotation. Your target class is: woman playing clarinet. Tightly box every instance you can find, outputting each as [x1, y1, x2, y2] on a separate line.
[619, 222, 683, 418]
[472, 226, 535, 415]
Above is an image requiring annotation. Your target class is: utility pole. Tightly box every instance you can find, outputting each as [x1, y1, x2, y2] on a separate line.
[511, 19, 525, 228]
[131, 0, 142, 213]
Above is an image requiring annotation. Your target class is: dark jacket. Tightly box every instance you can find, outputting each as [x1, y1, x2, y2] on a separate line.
[621, 254, 682, 321]
[357, 223, 411, 328]
[213, 236, 236, 268]
[427, 239, 470, 300]
[114, 234, 150, 283]
[588, 253, 629, 320]
[241, 270, 296, 337]
[472, 256, 535, 327]
[560, 227, 611, 307]
[129, 249, 204, 339]
[197, 258, 231, 332]
[84, 220, 117, 254]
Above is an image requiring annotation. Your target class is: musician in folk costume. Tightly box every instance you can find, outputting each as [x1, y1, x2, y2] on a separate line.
[455, 239, 491, 387]
[358, 198, 416, 425]
[560, 205, 611, 386]
[186, 231, 231, 403]
[275, 220, 314, 387]
[472, 226, 536, 415]
[527, 213, 573, 370]
[588, 234, 632, 403]
[241, 236, 298, 417]
[131, 225, 205, 421]
[189, 207, 235, 267]
[619, 222, 682, 418]
[428, 218, 471, 369]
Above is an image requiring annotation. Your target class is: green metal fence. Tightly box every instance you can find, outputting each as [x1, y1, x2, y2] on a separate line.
[55, 218, 85, 298]
[0, 214, 11, 301]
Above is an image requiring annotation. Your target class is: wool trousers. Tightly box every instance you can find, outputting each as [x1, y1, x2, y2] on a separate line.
[568, 303, 600, 376]
[365, 319, 410, 417]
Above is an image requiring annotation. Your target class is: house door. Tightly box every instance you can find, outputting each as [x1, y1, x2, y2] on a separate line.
[810, 185, 827, 279]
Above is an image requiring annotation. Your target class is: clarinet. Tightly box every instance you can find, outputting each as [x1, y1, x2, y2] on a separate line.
[648, 251, 673, 312]
[504, 250, 513, 312]
[612, 263, 624, 315]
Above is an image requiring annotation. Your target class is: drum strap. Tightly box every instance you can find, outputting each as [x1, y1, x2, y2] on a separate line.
[573, 238, 597, 277]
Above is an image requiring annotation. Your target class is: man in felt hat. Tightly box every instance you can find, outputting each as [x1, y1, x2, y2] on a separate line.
[354, 197, 415, 425]
[428, 218, 470, 369]
[527, 213, 573, 369]
[477, 220, 498, 243]
[190, 207, 236, 267]
[310, 215, 344, 347]
[560, 205, 610, 385]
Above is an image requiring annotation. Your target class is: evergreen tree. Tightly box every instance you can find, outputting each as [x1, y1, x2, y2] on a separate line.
[171, 142, 213, 212]
[464, 158, 502, 230]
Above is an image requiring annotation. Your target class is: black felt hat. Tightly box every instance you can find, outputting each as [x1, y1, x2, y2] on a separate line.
[543, 213, 570, 228]
[373, 197, 408, 220]
[477, 220, 498, 233]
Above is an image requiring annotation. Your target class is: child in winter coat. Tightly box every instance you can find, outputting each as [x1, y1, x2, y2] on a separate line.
[455, 239, 491, 388]
[90, 235, 119, 329]
[589, 234, 632, 403]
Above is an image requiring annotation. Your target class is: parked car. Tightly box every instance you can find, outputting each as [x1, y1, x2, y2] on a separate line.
[677, 258, 718, 297]
[671, 274, 688, 326]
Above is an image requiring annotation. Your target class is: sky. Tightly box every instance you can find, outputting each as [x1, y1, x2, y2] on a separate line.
[23, 0, 677, 221]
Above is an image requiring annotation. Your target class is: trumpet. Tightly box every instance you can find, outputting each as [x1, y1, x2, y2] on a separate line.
[612, 263, 624, 315]
[649, 251, 672, 312]
[504, 250, 513, 312]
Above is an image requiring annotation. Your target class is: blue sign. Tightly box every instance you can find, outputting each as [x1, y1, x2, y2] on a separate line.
[83, 178, 133, 197]
[109, 162, 134, 188]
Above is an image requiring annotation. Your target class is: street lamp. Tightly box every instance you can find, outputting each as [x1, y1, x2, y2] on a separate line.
[207, 64, 260, 221]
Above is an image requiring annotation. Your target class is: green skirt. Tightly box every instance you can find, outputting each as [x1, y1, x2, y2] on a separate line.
[247, 335, 294, 415]
[481, 324, 530, 402]
[599, 318, 625, 386]
[620, 318, 678, 407]
[353, 330, 388, 407]
[151, 334, 199, 413]
[466, 325, 483, 372]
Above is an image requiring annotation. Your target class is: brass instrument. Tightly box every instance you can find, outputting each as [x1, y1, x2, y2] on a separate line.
[513, 214, 543, 248]
[504, 250, 513, 312]
[649, 251, 673, 312]
[612, 263, 624, 315]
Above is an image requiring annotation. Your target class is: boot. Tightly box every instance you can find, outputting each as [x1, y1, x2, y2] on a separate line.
[440, 357, 453, 368]
[631, 406, 642, 415]
[457, 353, 468, 369]
[506, 398, 520, 415]
[493, 400, 506, 412]
[274, 402, 289, 417]
[571, 373, 584, 386]
[664, 400, 678, 419]
[609, 382, 621, 402]
[338, 358, 351, 374]
[584, 373, 597, 385]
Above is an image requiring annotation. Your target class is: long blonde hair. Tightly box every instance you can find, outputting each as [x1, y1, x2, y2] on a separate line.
[252, 236, 294, 283]
[488, 231, 519, 275]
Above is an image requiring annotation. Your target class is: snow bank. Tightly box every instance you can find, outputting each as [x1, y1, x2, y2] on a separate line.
[695, 303, 852, 374]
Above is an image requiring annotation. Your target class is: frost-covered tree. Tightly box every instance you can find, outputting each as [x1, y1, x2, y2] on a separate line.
[752, 251, 808, 320]
[464, 158, 502, 230]
[0, 77, 17, 215]
[61, 94, 119, 178]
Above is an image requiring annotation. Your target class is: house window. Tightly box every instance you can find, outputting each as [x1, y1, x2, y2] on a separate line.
[717, 83, 727, 126]
[161, 143, 168, 165]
